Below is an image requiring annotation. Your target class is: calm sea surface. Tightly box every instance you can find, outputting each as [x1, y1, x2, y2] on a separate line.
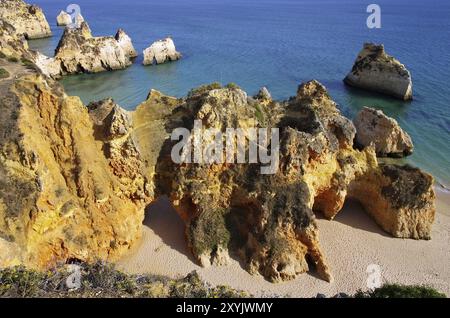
[29, 0, 450, 187]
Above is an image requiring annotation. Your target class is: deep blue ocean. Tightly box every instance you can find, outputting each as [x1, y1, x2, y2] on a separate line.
[28, 0, 450, 187]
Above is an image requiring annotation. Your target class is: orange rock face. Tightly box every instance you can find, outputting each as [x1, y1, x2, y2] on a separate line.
[0, 34, 436, 282]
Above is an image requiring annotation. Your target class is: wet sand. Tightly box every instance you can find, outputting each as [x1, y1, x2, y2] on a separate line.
[116, 188, 450, 297]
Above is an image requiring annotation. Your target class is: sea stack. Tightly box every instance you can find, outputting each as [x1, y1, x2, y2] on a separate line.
[354, 107, 414, 157]
[56, 10, 72, 26]
[0, 0, 51, 39]
[49, 22, 135, 75]
[143, 37, 181, 65]
[56, 10, 84, 27]
[344, 43, 413, 100]
[115, 28, 138, 58]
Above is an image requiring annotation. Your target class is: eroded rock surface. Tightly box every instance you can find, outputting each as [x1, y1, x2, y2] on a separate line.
[56, 10, 71, 26]
[0, 39, 436, 282]
[0, 19, 29, 58]
[344, 43, 413, 100]
[0, 59, 151, 268]
[56, 9, 84, 27]
[349, 164, 435, 239]
[143, 37, 181, 65]
[115, 28, 138, 58]
[53, 22, 134, 75]
[354, 106, 414, 157]
[27, 22, 137, 78]
[0, 0, 51, 39]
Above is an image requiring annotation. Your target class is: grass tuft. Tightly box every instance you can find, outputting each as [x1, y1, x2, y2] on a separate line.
[0, 68, 10, 79]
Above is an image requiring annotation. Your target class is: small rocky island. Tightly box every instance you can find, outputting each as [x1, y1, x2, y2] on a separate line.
[344, 43, 413, 100]
[31, 22, 137, 78]
[0, 0, 51, 39]
[143, 37, 181, 65]
[56, 10, 84, 27]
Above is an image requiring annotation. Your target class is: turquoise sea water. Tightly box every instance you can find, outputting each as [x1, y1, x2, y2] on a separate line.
[29, 0, 450, 187]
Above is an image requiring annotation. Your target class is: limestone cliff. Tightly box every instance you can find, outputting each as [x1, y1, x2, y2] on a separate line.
[344, 43, 413, 100]
[0, 0, 51, 39]
[0, 54, 436, 282]
[0, 58, 151, 268]
[0, 19, 29, 59]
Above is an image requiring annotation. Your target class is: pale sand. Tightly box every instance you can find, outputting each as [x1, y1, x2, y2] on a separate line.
[116, 188, 450, 297]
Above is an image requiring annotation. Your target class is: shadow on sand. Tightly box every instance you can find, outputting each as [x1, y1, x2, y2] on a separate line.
[143, 196, 197, 263]
[321, 199, 390, 238]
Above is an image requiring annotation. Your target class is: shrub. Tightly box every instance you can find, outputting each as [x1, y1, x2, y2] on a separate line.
[7, 56, 18, 63]
[0, 67, 10, 79]
[0, 262, 248, 298]
[354, 284, 446, 298]
[225, 82, 240, 90]
[188, 82, 222, 98]
[187, 208, 231, 257]
[20, 58, 38, 70]
[0, 266, 45, 297]
[252, 103, 265, 124]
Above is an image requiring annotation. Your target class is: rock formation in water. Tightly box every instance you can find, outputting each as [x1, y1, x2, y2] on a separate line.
[54, 22, 134, 74]
[354, 106, 414, 157]
[344, 43, 413, 100]
[115, 28, 138, 58]
[57, 9, 84, 27]
[0, 20, 436, 281]
[28, 22, 137, 78]
[143, 37, 181, 65]
[56, 10, 72, 26]
[0, 0, 51, 39]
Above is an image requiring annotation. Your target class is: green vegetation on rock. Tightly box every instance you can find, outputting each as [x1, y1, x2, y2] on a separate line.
[7, 56, 18, 63]
[225, 82, 240, 90]
[188, 208, 231, 257]
[187, 82, 222, 98]
[354, 284, 446, 298]
[0, 68, 9, 79]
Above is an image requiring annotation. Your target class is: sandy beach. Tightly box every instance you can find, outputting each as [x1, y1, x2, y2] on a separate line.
[116, 187, 450, 297]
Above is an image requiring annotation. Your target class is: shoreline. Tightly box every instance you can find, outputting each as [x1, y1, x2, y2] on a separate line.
[116, 186, 450, 297]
